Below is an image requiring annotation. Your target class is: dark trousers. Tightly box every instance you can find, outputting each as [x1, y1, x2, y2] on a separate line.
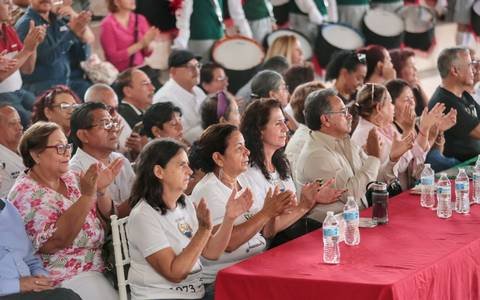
[0, 288, 81, 300]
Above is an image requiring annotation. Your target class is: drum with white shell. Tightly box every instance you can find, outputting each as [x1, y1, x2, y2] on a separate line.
[362, 8, 404, 49]
[315, 23, 365, 68]
[397, 5, 436, 51]
[264, 29, 313, 60]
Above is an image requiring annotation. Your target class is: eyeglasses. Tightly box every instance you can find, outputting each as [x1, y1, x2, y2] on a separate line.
[89, 119, 120, 131]
[356, 53, 366, 64]
[44, 143, 73, 155]
[180, 63, 202, 71]
[105, 105, 118, 116]
[214, 75, 228, 82]
[51, 103, 81, 111]
[326, 108, 350, 117]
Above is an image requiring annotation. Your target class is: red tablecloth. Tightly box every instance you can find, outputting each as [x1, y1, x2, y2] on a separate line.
[215, 192, 480, 300]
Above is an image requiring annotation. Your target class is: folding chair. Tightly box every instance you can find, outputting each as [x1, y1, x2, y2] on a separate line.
[110, 215, 130, 300]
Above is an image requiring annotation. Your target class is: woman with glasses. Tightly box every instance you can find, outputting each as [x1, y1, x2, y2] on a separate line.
[8, 121, 121, 300]
[31, 85, 81, 135]
[200, 92, 241, 129]
[325, 50, 367, 107]
[241, 98, 344, 247]
[351, 83, 442, 189]
[386, 79, 459, 172]
[127, 138, 250, 300]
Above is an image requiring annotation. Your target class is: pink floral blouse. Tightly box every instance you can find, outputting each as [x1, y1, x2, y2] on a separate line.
[8, 171, 105, 285]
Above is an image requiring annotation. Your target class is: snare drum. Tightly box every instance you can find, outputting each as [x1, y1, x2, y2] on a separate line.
[397, 5, 436, 51]
[315, 23, 365, 68]
[211, 36, 265, 94]
[362, 8, 404, 49]
[264, 29, 313, 60]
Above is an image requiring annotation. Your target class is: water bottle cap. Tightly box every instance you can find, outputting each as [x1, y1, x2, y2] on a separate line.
[424, 163, 430, 168]
[347, 196, 354, 202]
[439, 172, 447, 177]
[326, 211, 334, 216]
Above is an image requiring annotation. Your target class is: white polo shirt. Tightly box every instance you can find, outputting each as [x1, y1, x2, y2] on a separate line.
[0, 144, 25, 198]
[153, 79, 206, 144]
[69, 148, 135, 205]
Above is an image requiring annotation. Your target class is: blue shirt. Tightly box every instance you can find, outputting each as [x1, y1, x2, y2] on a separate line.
[15, 8, 79, 86]
[0, 199, 48, 296]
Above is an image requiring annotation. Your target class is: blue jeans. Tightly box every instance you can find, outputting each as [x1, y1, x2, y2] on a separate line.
[426, 148, 461, 172]
[0, 89, 35, 127]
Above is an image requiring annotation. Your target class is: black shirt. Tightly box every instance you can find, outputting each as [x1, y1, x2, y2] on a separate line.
[428, 86, 480, 162]
[118, 102, 143, 129]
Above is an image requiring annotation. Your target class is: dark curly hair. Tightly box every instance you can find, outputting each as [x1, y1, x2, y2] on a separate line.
[129, 139, 188, 214]
[240, 98, 290, 181]
[31, 85, 81, 124]
[188, 124, 239, 173]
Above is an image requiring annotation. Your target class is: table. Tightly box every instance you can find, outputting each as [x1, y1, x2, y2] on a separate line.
[215, 192, 480, 300]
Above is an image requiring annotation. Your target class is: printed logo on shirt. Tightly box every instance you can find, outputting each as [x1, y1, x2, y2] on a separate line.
[246, 238, 265, 253]
[178, 221, 193, 239]
[60, 25, 69, 32]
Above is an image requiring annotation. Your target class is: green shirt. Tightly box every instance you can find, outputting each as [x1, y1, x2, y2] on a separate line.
[190, 0, 225, 40]
[244, 0, 271, 21]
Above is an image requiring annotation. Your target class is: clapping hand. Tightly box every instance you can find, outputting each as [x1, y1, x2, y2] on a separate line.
[196, 198, 212, 231]
[438, 108, 457, 132]
[395, 102, 416, 132]
[261, 186, 295, 218]
[364, 128, 382, 158]
[79, 163, 100, 197]
[23, 21, 46, 53]
[225, 187, 253, 220]
[389, 131, 414, 162]
[301, 178, 346, 208]
[68, 10, 92, 37]
[96, 158, 124, 191]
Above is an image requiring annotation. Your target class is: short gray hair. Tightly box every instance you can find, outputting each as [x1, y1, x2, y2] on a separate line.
[437, 47, 469, 79]
[251, 70, 283, 98]
[304, 88, 336, 131]
[84, 83, 118, 103]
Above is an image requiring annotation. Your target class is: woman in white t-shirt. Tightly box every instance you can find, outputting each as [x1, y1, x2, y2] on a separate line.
[126, 139, 250, 300]
[189, 124, 294, 291]
[240, 98, 344, 246]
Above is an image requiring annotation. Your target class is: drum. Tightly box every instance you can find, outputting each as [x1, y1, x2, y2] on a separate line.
[315, 23, 365, 68]
[211, 36, 265, 94]
[264, 29, 313, 60]
[397, 5, 436, 51]
[362, 8, 404, 49]
[471, 1, 480, 36]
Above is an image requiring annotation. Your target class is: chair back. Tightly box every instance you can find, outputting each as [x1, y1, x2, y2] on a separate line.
[110, 215, 130, 300]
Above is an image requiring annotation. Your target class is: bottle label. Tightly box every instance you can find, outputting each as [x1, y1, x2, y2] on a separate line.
[343, 211, 359, 221]
[421, 176, 434, 186]
[323, 227, 339, 237]
[455, 182, 469, 191]
[437, 186, 451, 194]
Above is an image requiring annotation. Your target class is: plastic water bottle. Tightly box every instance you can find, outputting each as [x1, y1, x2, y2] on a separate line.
[343, 196, 360, 246]
[420, 164, 435, 208]
[473, 156, 480, 204]
[436, 173, 452, 219]
[323, 211, 340, 264]
[455, 168, 470, 214]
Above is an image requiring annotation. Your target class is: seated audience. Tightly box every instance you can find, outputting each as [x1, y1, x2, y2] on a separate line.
[285, 81, 325, 175]
[386, 79, 458, 172]
[428, 47, 480, 162]
[69, 102, 133, 217]
[0, 104, 24, 198]
[351, 83, 441, 189]
[126, 139, 251, 300]
[0, 0, 45, 127]
[100, 0, 158, 72]
[358, 45, 396, 85]
[325, 50, 367, 106]
[84, 83, 132, 153]
[296, 89, 409, 221]
[189, 124, 290, 287]
[265, 35, 305, 67]
[283, 64, 314, 95]
[200, 62, 229, 96]
[143, 101, 185, 142]
[31, 85, 81, 135]
[8, 121, 120, 300]
[15, 0, 94, 95]
[116, 67, 155, 129]
[390, 49, 429, 116]
[0, 198, 82, 299]
[200, 92, 240, 129]
[154, 50, 206, 144]
[241, 98, 343, 242]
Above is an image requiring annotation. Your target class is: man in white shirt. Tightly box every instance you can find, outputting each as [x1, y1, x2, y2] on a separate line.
[69, 102, 134, 216]
[154, 50, 206, 144]
[0, 104, 25, 198]
[84, 83, 132, 154]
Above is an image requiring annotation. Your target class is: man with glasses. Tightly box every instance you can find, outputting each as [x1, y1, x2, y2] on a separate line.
[69, 102, 134, 216]
[153, 50, 206, 144]
[0, 104, 24, 198]
[429, 47, 480, 162]
[295, 88, 399, 222]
